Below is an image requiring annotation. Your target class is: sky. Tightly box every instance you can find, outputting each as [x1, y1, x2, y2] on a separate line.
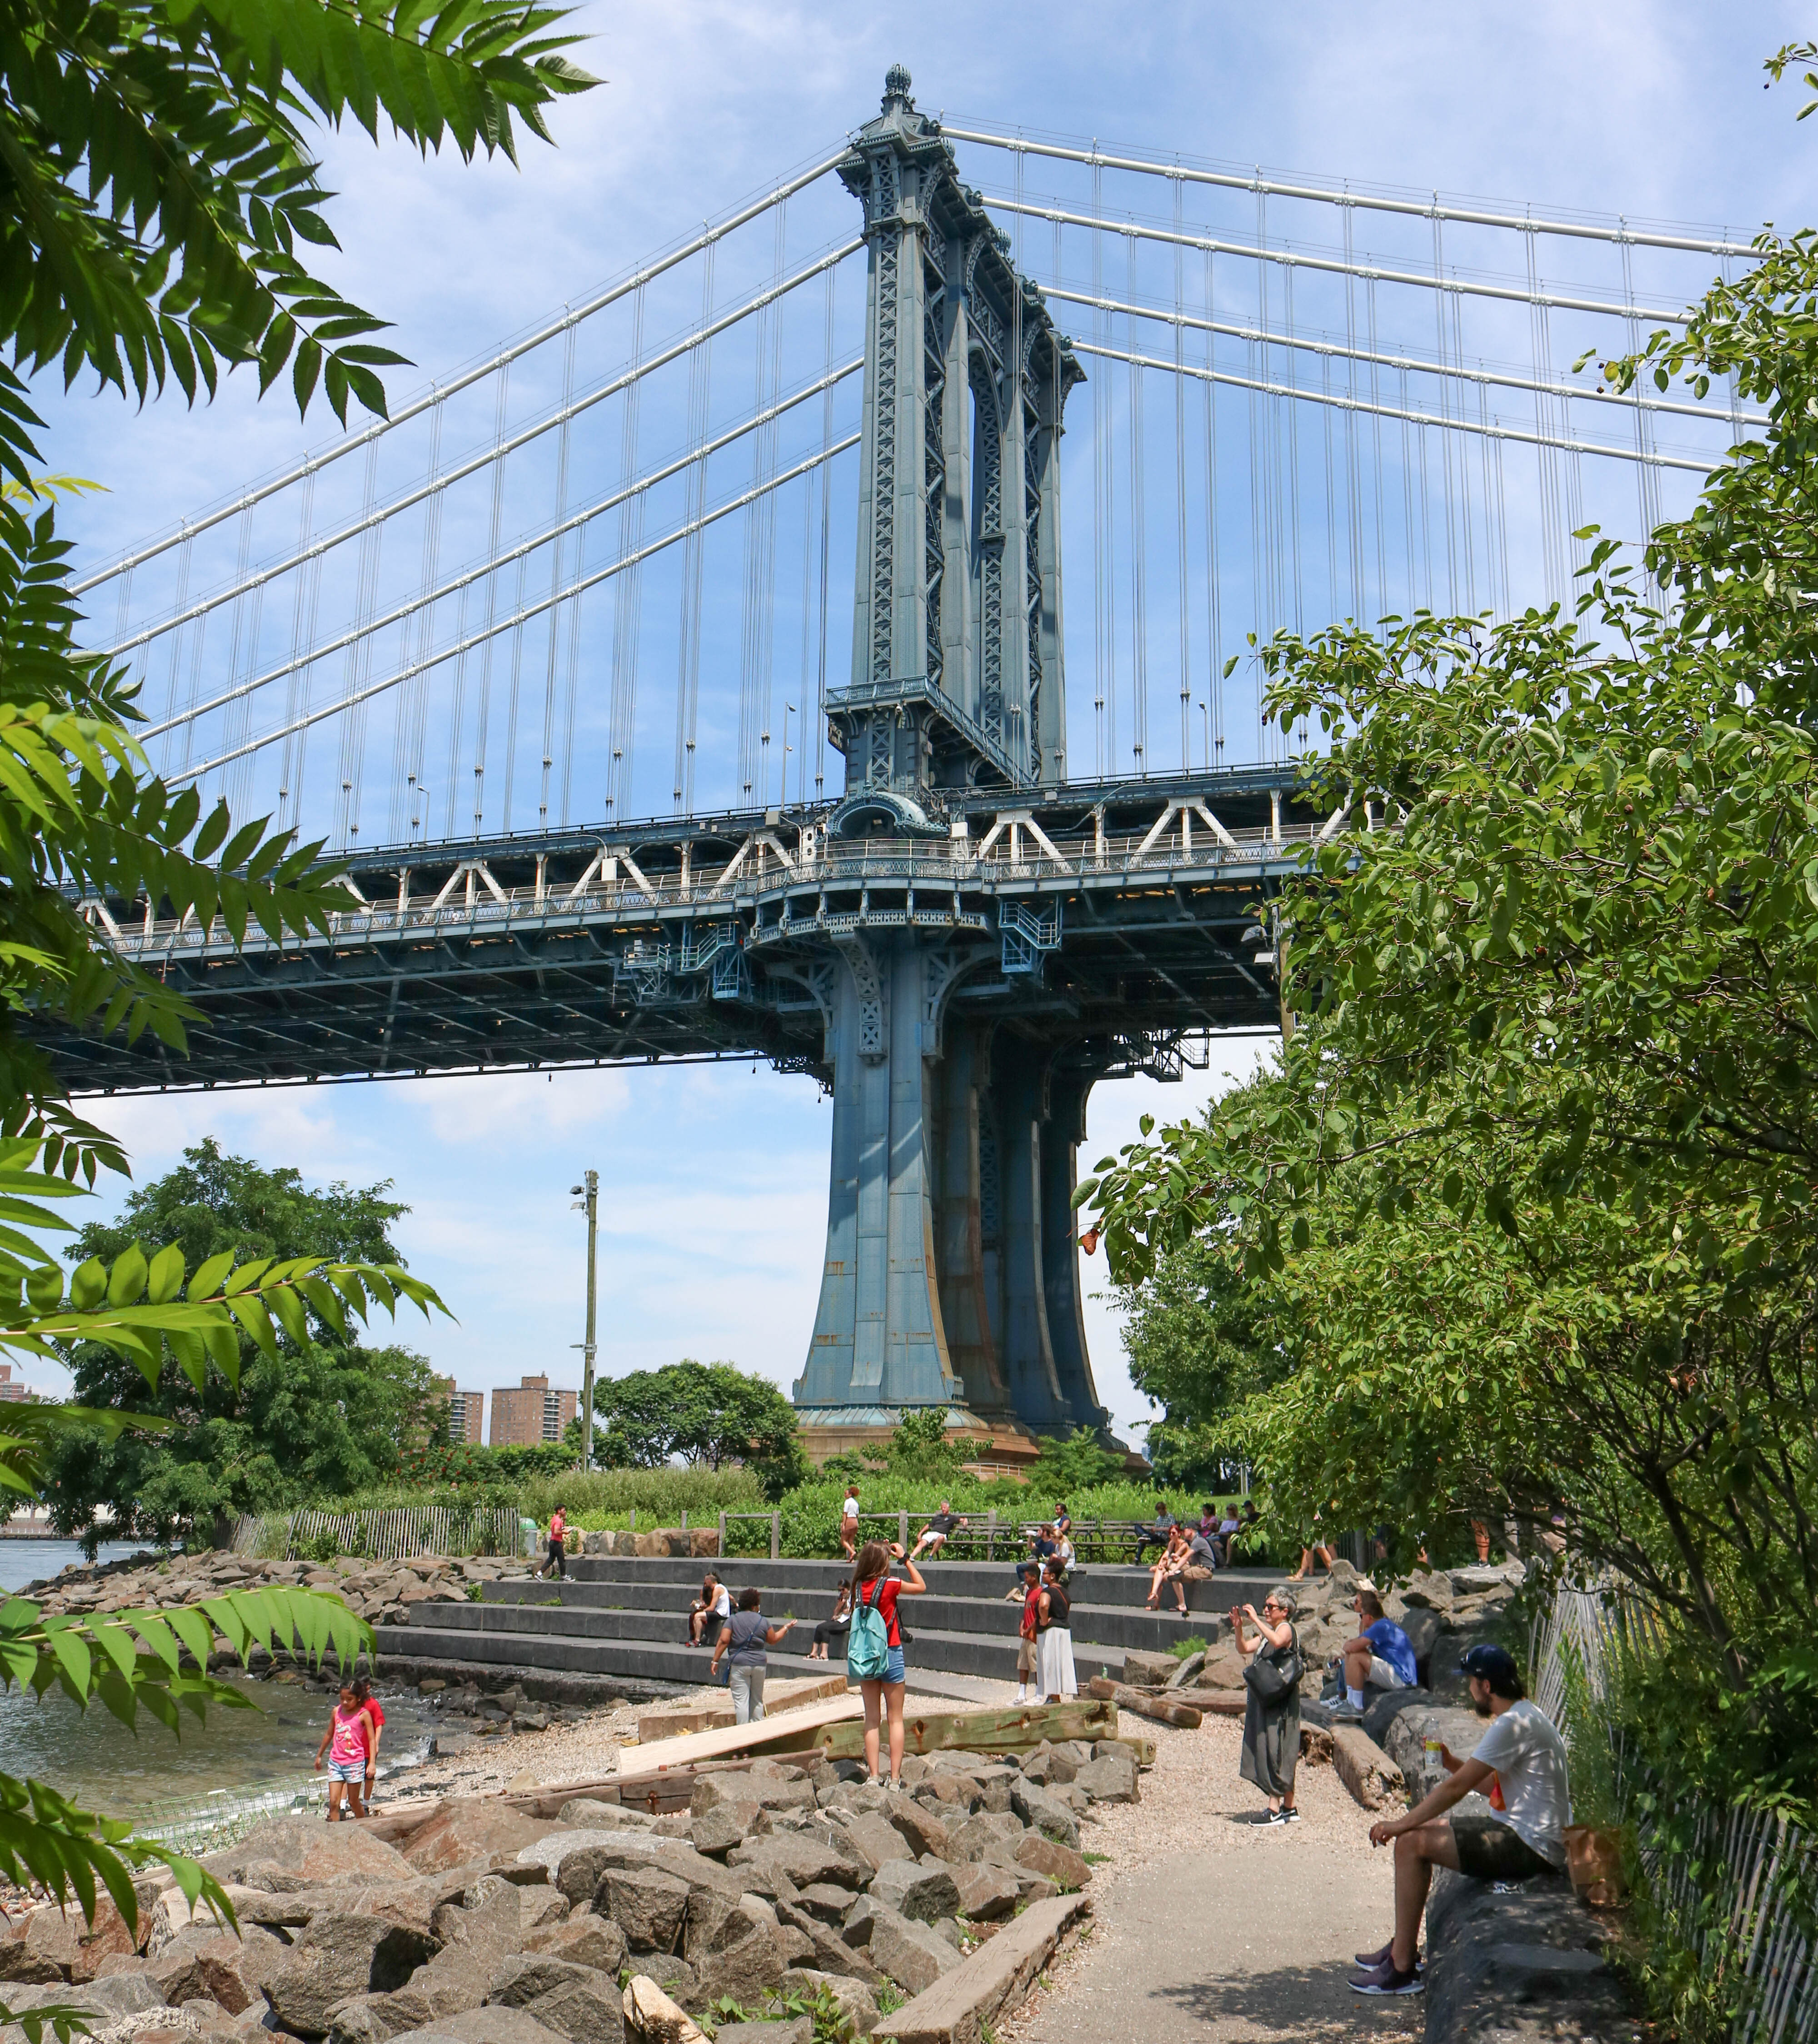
[20, 1, 1815, 1446]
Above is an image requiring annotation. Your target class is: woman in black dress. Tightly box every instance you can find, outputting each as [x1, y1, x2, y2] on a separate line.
[1232, 1586, 1301, 1824]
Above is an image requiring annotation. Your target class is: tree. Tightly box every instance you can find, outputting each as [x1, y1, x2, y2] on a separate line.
[584, 1362, 808, 1499]
[42, 1141, 445, 1548]
[0, 0, 590, 1955]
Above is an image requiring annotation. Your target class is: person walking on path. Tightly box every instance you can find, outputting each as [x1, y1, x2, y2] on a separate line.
[709, 1586, 797, 1724]
[351, 1676, 385, 1813]
[1233, 1587, 1301, 1824]
[539, 1504, 567, 1580]
[839, 1487, 861, 1561]
[314, 1682, 376, 1821]
[847, 1539, 925, 1789]
[1351, 1643, 1573, 1997]
[1035, 1557, 1077, 1701]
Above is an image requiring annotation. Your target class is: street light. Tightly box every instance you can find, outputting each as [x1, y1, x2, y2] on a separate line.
[569, 1172, 598, 1471]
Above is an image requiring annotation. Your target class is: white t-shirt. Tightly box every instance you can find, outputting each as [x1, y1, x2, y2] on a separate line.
[841, 1493, 860, 1525]
[709, 1584, 731, 1619]
[1471, 1701, 1573, 1866]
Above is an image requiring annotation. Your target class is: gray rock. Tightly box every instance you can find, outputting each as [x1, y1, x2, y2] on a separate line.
[484, 1956, 624, 2044]
[519, 1915, 625, 1977]
[864, 1909, 961, 1997]
[840, 1815, 913, 1875]
[953, 1865, 1021, 1923]
[712, 2023, 811, 2044]
[778, 1971, 878, 2042]
[1166, 1651, 1206, 1688]
[1072, 1753, 1139, 1805]
[689, 1801, 770, 1859]
[1423, 1866, 1627, 2044]
[948, 1813, 1023, 1865]
[788, 1885, 852, 1926]
[864, 1860, 962, 1925]
[769, 1904, 884, 1989]
[724, 1839, 865, 1893]
[1009, 1781, 1081, 1852]
[261, 1917, 438, 2039]
[599, 1868, 690, 1953]
[380, 2009, 569, 2044]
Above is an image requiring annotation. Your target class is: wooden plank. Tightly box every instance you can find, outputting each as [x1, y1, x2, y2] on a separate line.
[1085, 1675, 1203, 1729]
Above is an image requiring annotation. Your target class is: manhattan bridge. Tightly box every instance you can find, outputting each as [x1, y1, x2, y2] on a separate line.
[43, 70, 1758, 1458]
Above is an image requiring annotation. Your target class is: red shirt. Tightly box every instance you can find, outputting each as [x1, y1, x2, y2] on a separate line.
[1020, 1582, 1042, 1640]
[855, 1575, 903, 1647]
[364, 1698, 385, 1734]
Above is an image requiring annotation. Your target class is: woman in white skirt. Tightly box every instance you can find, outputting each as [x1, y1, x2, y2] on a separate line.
[1035, 1558, 1077, 1701]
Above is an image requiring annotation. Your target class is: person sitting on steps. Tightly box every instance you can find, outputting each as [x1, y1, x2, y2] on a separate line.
[808, 1580, 852, 1661]
[688, 1570, 731, 1646]
[1350, 1643, 1573, 1997]
[1146, 1523, 1192, 1613]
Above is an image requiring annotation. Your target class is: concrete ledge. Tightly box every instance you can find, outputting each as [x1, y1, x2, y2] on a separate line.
[875, 1891, 1092, 2044]
[1424, 1868, 1633, 2044]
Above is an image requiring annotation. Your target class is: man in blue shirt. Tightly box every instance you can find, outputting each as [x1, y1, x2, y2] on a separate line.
[1334, 1584, 1418, 1718]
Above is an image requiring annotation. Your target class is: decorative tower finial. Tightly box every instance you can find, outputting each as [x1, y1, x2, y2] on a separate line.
[883, 64, 913, 110]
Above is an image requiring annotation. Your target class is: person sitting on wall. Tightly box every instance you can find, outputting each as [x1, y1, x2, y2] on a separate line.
[688, 1570, 731, 1646]
[1330, 1584, 1418, 1720]
[808, 1581, 853, 1661]
[1350, 1644, 1573, 1998]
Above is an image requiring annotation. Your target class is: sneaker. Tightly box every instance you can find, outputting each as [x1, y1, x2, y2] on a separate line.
[1327, 1700, 1365, 1723]
[1350, 1966, 1423, 1997]
[1354, 1944, 1424, 1972]
[1265, 1806, 1301, 1824]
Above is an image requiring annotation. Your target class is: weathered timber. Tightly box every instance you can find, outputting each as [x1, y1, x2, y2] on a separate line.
[874, 1892, 1094, 2044]
[794, 1698, 1119, 1762]
[1085, 1676, 1204, 1729]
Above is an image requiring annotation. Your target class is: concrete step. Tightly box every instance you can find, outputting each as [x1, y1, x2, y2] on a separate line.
[474, 1582, 1224, 1658]
[528, 1555, 1281, 1612]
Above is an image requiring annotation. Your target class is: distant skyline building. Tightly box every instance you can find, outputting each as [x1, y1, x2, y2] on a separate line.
[490, 1374, 575, 1447]
[0, 1361, 27, 1402]
[436, 1377, 485, 1445]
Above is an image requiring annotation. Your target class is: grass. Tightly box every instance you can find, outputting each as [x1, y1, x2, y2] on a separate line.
[1082, 1850, 1111, 1864]
[1170, 1635, 1208, 1659]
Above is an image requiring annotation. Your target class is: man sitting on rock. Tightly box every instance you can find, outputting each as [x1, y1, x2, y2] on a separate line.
[1330, 1584, 1418, 1720]
[1350, 1643, 1573, 1997]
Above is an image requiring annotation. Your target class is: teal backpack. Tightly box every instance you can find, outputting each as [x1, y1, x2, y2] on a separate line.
[848, 1577, 891, 1679]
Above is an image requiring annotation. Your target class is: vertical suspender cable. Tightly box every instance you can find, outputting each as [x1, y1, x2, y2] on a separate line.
[277, 468, 320, 833]
[1619, 222, 1663, 558]
[449, 364, 510, 838]
[1091, 154, 1113, 777]
[674, 235, 717, 815]
[335, 441, 385, 844]
[218, 505, 261, 813]
[1431, 210, 1458, 611]
[1126, 231, 1148, 773]
[1173, 170, 1190, 770]
[1398, 364, 1418, 618]
[1283, 259, 1303, 647]
[814, 262, 834, 799]
[1321, 351, 1338, 624]
[393, 398, 445, 842]
[1367, 276, 1388, 633]
[606, 283, 649, 816]
[1451, 289, 1477, 613]
[525, 317, 578, 833]
[1202, 247, 1224, 761]
[1341, 194, 1364, 621]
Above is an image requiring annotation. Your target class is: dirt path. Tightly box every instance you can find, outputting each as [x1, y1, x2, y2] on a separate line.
[1004, 1716, 1424, 2044]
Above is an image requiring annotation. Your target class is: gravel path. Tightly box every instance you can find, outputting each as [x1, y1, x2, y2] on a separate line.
[1003, 1716, 1424, 2044]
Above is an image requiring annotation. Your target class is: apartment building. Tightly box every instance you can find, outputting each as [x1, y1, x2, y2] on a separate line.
[435, 1377, 485, 1445]
[489, 1374, 576, 1447]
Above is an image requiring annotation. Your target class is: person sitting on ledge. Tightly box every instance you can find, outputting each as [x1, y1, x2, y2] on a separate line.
[687, 1570, 730, 1647]
[808, 1580, 852, 1661]
[1350, 1643, 1573, 1997]
[1138, 1501, 1178, 1558]
[1330, 1583, 1418, 1720]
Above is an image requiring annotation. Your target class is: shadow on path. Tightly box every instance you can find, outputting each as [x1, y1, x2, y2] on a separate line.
[1152, 1959, 1424, 2041]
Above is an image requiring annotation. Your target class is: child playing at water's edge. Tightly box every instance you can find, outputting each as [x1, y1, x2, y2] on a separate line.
[314, 1683, 375, 1820]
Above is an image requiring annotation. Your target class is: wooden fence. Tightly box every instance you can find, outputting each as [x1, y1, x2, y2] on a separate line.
[230, 1504, 526, 1562]
[1532, 1581, 1816, 2044]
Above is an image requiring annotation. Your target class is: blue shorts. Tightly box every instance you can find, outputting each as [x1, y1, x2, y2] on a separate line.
[327, 1759, 365, 1784]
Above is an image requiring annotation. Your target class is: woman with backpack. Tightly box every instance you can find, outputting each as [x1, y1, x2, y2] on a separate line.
[846, 1539, 926, 1788]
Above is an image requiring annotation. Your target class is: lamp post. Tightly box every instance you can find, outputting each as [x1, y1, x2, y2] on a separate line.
[569, 1171, 598, 1470]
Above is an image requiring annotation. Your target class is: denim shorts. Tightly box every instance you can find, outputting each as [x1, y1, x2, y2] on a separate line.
[327, 1759, 365, 1784]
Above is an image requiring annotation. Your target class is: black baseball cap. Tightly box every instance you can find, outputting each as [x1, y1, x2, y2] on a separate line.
[1458, 1643, 1521, 1693]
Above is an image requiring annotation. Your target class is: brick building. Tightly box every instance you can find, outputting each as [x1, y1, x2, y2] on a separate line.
[435, 1377, 485, 1445]
[489, 1374, 576, 1447]
[0, 1361, 27, 1402]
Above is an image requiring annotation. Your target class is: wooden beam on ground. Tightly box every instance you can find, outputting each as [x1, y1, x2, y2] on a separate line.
[1086, 1675, 1203, 1729]
[781, 1697, 1119, 1763]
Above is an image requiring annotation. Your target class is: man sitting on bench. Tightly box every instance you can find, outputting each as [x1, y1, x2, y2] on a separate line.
[909, 1502, 964, 1561]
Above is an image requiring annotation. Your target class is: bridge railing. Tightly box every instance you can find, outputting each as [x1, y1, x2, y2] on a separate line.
[84, 815, 1333, 957]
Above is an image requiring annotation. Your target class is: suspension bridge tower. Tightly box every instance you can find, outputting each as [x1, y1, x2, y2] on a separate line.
[789, 68, 1106, 1469]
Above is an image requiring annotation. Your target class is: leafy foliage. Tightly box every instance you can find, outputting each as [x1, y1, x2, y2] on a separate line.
[0, 0, 594, 424]
[38, 1141, 447, 1548]
[578, 1360, 809, 1499]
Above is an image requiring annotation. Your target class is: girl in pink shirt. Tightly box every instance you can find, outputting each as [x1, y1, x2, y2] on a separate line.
[315, 1683, 375, 1820]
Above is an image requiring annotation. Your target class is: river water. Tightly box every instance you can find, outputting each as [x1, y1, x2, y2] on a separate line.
[0, 1541, 438, 1818]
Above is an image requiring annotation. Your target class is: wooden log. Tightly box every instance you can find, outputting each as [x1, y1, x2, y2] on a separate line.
[1085, 1675, 1204, 1729]
[794, 1697, 1119, 1763]
[1331, 1724, 1403, 1812]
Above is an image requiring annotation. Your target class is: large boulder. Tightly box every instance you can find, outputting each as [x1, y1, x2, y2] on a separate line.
[1121, 1650, 1178, 1688]
[679, 1896, 784, 2009]
[205, 1819, 414, 1892]
[724, 1839, 865, 1894]
[953, 1866, 1022, 1923]
[1072, 1752, 1139, 1805]
[840, 1815, 914, 1875]
[687, 1803, 766, 1860]
[384, 2009, 570, 2044]
[485, 1955, 625, 2044]
[1013, 1833, 1092, 1892]
[520, 1916, 626, 1977]
[1008, 1781, 1080, 1852]
[769, 1904, 883, 1989]
[880, 1798, 953, 1862]
[259, 1915, 437, 2037]
[0, 1899, 137, 1985]
[865, 1861, 962, 1926]
[148, 1929, 287, 2014]
[599, 1870, 689, 1954]
[863, 1909, 961, 1998]
[402, 1805, 560, 1877]
[778, 1970, 878, 2041]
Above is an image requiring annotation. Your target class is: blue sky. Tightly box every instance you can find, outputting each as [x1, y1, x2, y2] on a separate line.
[22, 1, 1815, 1443]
